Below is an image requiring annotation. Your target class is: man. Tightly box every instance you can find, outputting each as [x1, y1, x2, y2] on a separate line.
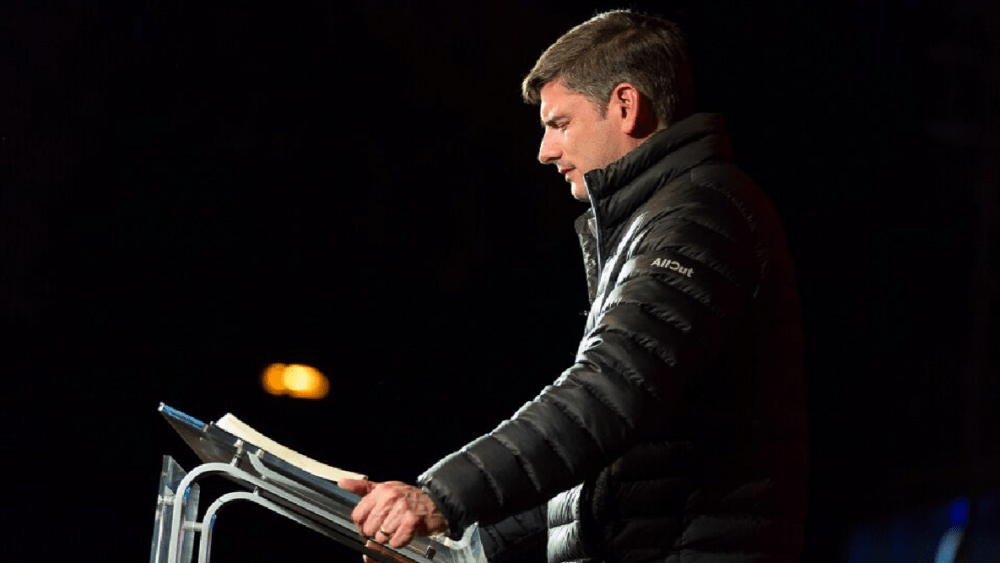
[342, 10, 808, 563]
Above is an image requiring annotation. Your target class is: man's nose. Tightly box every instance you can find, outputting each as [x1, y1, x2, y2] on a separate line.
[538, 129, 560, 164]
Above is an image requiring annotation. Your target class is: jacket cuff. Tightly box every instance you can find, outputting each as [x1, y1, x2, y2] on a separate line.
[418, 473, 467, 541]
[418, 484, 455, 539]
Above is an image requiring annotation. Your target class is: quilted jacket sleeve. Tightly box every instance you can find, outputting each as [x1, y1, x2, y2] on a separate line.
[418, 175, 762, 539]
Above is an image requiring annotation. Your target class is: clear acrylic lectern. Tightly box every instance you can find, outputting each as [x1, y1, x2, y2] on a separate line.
[150, 404, 485, 563]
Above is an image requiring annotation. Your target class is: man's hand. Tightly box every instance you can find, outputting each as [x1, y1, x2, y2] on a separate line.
[340, 478, 449, 549]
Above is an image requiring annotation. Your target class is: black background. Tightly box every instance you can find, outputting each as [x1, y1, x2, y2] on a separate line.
[2, 1, 998, 562]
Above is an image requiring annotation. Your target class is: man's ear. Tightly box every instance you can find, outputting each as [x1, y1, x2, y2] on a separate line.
[610, 82, 657, 138]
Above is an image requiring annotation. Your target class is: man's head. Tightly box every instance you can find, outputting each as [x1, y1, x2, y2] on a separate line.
[523, 10, 694, 200]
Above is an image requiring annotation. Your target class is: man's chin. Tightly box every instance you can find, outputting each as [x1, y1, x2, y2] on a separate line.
[571, 183, 590, 202]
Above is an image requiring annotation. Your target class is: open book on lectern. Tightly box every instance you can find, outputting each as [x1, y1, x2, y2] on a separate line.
[218, 411, 366, 482]
[160, 404, 365, 483]
[156, 403, 486, 563]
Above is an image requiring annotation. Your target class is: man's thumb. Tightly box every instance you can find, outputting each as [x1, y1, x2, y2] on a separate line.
[339, 478, 377, 495]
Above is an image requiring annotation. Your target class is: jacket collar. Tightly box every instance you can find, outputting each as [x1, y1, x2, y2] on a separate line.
[582, 113, 733, 231]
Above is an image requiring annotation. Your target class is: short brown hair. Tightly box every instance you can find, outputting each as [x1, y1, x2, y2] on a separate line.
[522, 10, 694, 129]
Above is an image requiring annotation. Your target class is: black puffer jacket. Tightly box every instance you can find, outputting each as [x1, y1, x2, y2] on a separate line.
[419, 113, 807, 563]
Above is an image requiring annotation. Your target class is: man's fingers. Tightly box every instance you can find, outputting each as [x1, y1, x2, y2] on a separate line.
[339, 478, 377, 495]
[362, 500, 391, 538]
[348, 480, 447, 550]
[388, 530, 412, 549]
[361, 484, 404, 538]
[369, 485, 415, 542]
[387, 513, 420, 548]
[382, 503, 423, 547]
[344, 479, 381, 530]
[351, 491, 378, 529]
[377, 501, 407, 545]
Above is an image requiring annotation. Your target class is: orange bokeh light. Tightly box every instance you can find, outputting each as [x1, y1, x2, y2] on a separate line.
[260, 363, 329, 399]
[262, 363, 287, 394]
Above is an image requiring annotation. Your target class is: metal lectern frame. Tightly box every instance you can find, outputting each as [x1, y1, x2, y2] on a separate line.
[151, 404, 483, 563]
